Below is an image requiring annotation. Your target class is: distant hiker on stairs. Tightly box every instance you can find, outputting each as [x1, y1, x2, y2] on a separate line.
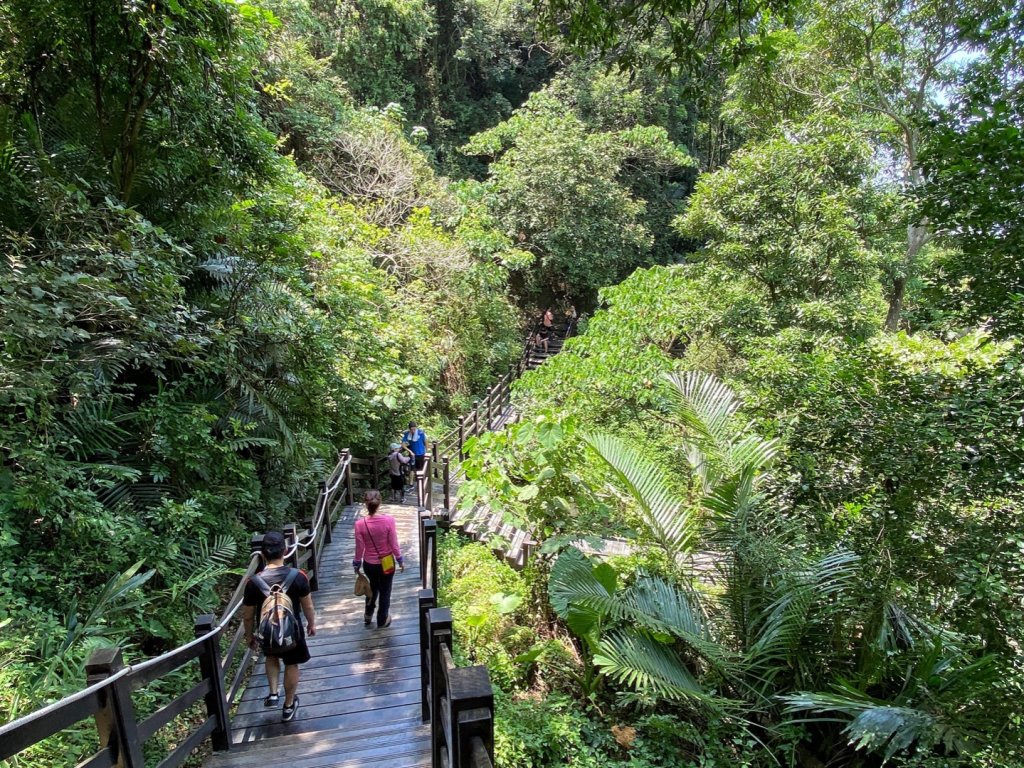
[387, 442, 411, 503]
[402, 421, 428, 471]
[536, 307, 554, 354]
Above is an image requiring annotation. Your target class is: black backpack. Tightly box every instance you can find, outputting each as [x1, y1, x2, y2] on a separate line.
[252, 569, 301, 654]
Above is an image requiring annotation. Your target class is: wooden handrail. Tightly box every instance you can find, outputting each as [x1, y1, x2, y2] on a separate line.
[432, 320, 569, 516]
[0, 451, 354, 767]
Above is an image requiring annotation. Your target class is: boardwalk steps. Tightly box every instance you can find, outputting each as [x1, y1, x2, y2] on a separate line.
[437, 323, 636, 566]
[206, 501, 430, 768]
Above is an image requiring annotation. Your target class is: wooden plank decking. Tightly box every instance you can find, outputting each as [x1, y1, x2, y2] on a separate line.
[206, 502, 430, 768]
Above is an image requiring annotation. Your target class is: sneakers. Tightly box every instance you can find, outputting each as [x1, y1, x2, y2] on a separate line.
[263, 693, 279, 707]
[379, 616, 392, 629]
[282, 696, 299, 722]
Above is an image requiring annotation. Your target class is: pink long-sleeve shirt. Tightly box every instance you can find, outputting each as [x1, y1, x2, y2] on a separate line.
[352, 513, 403, 570]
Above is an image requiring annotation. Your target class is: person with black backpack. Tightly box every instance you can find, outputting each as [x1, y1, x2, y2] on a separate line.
[242, 531, 316, 722]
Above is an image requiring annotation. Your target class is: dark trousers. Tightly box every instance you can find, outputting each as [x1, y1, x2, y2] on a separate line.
[413, 453, 426, 470]
[363, 562, 395, 627]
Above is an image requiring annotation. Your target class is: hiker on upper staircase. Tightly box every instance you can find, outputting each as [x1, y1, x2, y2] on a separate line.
[536, 307, 554, 354]
[387, 442, 411, 503]
[402, 421, 429, 471]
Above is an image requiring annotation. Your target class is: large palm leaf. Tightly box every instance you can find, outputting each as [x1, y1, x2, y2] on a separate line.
[583, 432, 696, 557]
[664, 371, 778, 497]
[549, 549, 733, 676]
[747, 549, 861, 688]
[781, 649, 998, 761]
[594, 630, 709, 703]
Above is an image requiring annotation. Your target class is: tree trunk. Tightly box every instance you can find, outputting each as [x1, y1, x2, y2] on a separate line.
[884, 222, 929, 332]
[884, 275, 907, 331]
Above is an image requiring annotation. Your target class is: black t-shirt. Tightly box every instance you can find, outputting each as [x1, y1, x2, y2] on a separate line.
[243, 566, 311, 627]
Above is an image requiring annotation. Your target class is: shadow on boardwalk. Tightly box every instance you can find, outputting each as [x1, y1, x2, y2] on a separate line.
[205, 502, 430, 768]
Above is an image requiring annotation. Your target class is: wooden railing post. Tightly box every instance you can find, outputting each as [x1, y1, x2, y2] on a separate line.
[343, 449, 354, 505]
[429, 608, 454, 767]
[85, 648, 144, 768]
[458, 416, 466, 461]
[303, 516, 319, 592]
[443, 458, 451, 513]
[486, 387, 494, 430]
[418, 587, 436, 722]
[319, 478, 332, 545]
[431, 441, 439, 480]
[284, 523, 300, 570]
[472, 400, 480, 436]
[422, 518, 437, 592]
[425, 457, 433, 511]
[194, 615, 231, 752]
[450, 664, 494, 768]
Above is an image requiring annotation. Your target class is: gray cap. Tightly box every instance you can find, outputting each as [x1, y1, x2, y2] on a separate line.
[390, 442, 400, 451]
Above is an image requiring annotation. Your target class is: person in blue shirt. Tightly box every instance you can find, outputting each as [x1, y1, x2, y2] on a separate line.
[402, 421, 428, 470]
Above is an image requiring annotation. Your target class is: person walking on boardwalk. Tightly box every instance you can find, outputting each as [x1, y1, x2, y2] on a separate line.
[402, 421, 428, 471]
[387, 442, 411, 503]
[353, 490, 405, 628]
[242, 531, 316, 722]
[538, 307, 555, 354]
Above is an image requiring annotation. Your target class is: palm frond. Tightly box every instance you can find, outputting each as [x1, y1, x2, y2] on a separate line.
[665, 370, 742, 448]
[550, 551, 730, 672]
[594, 630, 709, 703]
[583, 432, 696, 556]
[549, 547, 616, 618]
[723, 434, 779, 480]
[748, 549, 860, 672]
[61, 399, 131, 460]
[780, 660, 994, 765]
[624, 575, 706, 639]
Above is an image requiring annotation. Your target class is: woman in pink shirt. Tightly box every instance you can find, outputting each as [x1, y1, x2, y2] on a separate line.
[352, 490, 404, 627]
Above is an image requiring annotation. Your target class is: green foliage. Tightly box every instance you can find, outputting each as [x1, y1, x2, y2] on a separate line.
[676, 118, 886, 333]
[920, 64, 1024, 335]
[0, 1, 526, 762]
[523, 371, 1021, 762]
[464, 91, 692, 300]
[436, 531, 534, 689]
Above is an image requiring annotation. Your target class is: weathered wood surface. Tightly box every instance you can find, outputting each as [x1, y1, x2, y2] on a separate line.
[205, 502, 430, 768]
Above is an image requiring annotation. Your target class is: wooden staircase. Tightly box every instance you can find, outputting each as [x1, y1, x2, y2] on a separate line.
[206, 501, 431, 768]
[440, 321, 573, 568]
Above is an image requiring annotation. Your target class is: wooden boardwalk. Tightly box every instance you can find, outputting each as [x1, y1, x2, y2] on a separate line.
[206, 502, 430, 768]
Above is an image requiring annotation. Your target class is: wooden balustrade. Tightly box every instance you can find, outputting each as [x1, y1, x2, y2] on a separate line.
[0, 451, 354, 767]
[418, 512, 496, 768]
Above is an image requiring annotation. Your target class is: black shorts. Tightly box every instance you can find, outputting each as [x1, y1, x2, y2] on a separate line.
[390, 473, 404, 490]
[538, 327, 550, 339]
[266, 628, 310, 666]
[413, 454, 426, 470]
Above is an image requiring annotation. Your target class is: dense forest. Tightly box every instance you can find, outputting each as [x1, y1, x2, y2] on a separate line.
[1, 0, 1021, 765]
